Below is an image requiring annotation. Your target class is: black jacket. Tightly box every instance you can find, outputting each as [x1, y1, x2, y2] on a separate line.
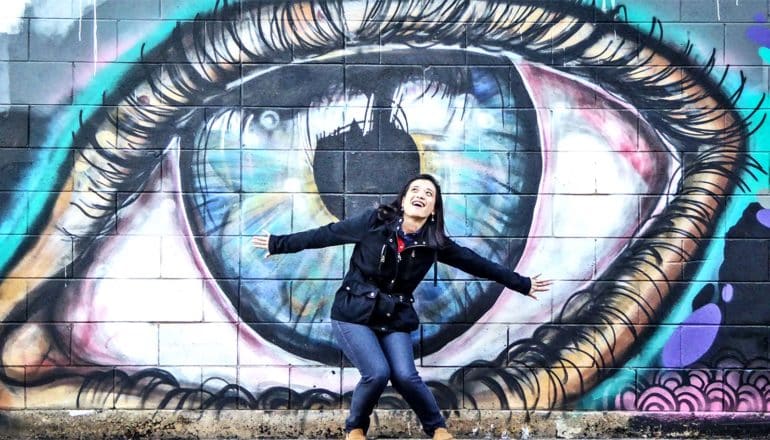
[268, 208, 531, 332]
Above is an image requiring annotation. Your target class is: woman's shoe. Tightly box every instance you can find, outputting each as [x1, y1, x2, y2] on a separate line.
[345, 428, 366, 440]
[432, 427, 454, 440]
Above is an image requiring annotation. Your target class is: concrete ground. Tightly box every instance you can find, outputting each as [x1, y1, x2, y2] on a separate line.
[0, 409, 765, 439]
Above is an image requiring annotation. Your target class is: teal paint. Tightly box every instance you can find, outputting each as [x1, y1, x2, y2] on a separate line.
[0, 0, 224, 276]
[758, 46, 770, 64]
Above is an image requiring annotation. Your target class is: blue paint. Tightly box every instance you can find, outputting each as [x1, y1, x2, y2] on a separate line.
[757, 209, 770, 227]
[661, 304, 721, 368]
[722, 284, 734, 302]
[470, 68, 504, 103]
[746, 25, 770, 47]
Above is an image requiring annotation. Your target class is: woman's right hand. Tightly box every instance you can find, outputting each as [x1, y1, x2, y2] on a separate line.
[251, 230, 271, 258]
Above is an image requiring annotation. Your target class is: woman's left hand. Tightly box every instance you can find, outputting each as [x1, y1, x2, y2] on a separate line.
[526, 274, 553, 300]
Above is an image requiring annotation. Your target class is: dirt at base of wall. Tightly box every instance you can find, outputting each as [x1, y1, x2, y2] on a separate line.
[0, 409, 767, 439]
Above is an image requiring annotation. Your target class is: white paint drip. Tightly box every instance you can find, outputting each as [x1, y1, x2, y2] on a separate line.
[92, 0, 98, 76]
[220, 119, 226, 150]
[76, 0, 98, 75]
[717, 0, 721, 21]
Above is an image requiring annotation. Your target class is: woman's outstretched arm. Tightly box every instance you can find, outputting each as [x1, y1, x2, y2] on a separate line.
[251, 208, 376, 256]
[437, 238, 552, 298]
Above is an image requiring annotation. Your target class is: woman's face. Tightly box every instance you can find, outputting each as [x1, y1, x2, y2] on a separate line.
[401, 179, 437, 220]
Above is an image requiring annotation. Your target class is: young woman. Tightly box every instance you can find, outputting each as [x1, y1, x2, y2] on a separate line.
[252, 174, 552, 440]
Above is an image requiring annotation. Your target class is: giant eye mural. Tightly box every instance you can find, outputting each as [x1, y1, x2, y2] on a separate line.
[0, 0, 768, 418]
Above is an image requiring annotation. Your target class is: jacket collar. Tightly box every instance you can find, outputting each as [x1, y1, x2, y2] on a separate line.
[386, 215, 439, 249]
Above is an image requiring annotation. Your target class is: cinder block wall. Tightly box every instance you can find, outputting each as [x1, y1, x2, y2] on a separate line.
[0, 0, 769, 437]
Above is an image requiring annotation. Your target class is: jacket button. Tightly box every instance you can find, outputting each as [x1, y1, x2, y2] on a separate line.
[345, 286, 350, 291]
[389, 238, 393, 242]
[368, 292, 376, 298]
[386, 313, 391, 317]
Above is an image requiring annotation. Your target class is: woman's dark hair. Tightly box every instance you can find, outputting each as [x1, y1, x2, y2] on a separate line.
[377, 174, 449, 247]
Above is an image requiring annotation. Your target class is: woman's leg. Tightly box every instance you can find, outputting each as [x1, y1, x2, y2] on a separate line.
[332, 320, 391, 434]
[380, 331, 447, 436]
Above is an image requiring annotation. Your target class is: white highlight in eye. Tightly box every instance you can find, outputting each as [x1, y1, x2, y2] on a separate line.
[475, 110, 496, 130]
[402, 95, 466, 143]
[260, 110, 280, 131]
[283, 177, 303, 193]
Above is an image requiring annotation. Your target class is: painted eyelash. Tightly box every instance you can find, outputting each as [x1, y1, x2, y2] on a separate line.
[76, 364, 464, 411]
[36, 0, 756, 410]
[68, 0, 358, 229]
[591, 35, 762, 156]
[66, 0, 593, 231]
[76, 0, 762, 228]
[285, 0, 761, 161]
[466, 11, 766, 414]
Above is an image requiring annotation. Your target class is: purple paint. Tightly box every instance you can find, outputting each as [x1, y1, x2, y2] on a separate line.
[755, 12, 767, 22]
[746, 25, 770, 47]
[722, 284, 734, 303]
[757, 209, 770, 228]
[661, 327, 683, 367]
[661, 304, 721, 368]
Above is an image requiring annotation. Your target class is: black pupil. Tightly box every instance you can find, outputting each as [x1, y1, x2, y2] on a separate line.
[314, 107, 420, 219]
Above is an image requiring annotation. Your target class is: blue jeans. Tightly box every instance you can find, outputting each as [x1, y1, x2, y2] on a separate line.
[332, 319, 446, 435]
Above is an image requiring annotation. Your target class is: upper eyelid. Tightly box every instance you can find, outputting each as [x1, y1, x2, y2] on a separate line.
[51, 2, 743, 249]
[46, 0, 756, 248]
